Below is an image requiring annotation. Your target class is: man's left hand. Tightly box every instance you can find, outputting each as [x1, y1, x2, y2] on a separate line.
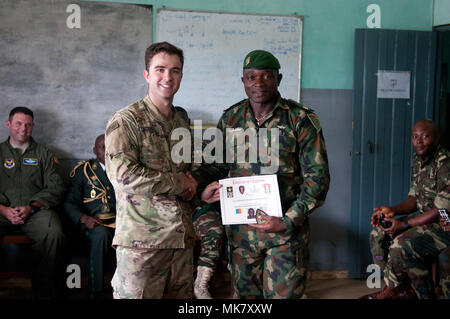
[384, 217, 407, 237]
[249, 216, 286, 233]
[13, 206, 33, 224]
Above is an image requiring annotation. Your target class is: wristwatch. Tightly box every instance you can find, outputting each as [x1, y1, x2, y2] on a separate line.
[29, 202, 41, 215]
[404, 220, 412, 230]
[438, 208, 449, 222]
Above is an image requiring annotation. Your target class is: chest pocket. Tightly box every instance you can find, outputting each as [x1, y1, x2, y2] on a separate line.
[22, 159, 42, 187]
[139, 125, 171, 172]
[277, 126, 298, 174]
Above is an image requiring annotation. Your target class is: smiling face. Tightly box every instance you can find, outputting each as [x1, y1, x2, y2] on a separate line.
[6, 112, 34, 146]
[411, 120, 440, 158]
[241, 68, 282, 106]
[144, 52, 183, 106]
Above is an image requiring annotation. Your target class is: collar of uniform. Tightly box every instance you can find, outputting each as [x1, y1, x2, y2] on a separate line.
[143, 95, 175, 124]
[98, 160, 106, 171]
[5, 136, 36, 154]
[415, 144, 442, 168]
[246, 94, 286, 120]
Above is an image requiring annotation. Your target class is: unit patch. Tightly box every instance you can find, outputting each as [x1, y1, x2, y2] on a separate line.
[23, 158, 39, 166]
[307, 113, 321, 131]
[4, 159, 15, 169]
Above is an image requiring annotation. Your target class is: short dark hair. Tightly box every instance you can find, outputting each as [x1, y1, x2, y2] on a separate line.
[415, 118, 439, 137]
[9, 106, 34, 121]
[145, 42, 184, 70]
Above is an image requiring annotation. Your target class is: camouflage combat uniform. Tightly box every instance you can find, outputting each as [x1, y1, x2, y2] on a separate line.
[105, 96, 196, 299]
[194, 95, 330, 298]
[193, 203, 224, 268]
[370, 145, 450, 298]
[0, 137, 66, 298]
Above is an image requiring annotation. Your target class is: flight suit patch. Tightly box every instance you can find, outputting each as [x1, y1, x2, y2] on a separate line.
[3, 159, 15, 169]
[23, 158, 39, 166]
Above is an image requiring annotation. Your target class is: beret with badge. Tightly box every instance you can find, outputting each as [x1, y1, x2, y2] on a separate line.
[243, 50, 280, 70]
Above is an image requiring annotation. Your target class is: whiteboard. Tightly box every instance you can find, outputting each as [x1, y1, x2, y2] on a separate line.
[157, 9, 302, 125]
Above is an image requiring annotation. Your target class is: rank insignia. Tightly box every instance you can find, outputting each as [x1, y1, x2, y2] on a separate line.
[91, 189, 96, 198]
[23, 158, 38, 166]
[4, 159, 15, 169]
[245, 56, 251, 66]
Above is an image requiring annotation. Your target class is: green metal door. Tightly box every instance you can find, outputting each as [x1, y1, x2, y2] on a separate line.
[349, 29, 437, 278]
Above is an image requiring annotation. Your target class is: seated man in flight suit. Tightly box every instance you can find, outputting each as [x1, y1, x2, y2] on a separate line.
[0, 106, 66, 299]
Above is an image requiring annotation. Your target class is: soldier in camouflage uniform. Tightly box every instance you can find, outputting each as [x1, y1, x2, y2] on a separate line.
[193, 50, 330, 299]
[0, 106, 66, 299]
[105, 42, 220, 299]
[362, 119, 450, 299]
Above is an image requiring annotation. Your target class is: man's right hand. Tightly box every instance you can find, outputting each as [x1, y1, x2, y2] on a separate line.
[0, 205, 24, 225]
[371, 206, 395, 227]
[201, 182, 222, 203]
[80, 214, 103, 229]
[179, 172, 198, 201]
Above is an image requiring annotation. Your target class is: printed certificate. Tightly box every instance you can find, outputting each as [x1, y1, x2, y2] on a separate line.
[219, 174, 283, 225]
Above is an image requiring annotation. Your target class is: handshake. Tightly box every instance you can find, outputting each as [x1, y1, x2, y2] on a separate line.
[178, 172, 222, 204]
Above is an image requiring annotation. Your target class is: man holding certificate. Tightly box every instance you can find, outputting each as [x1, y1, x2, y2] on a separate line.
[193, 50, 330, 298]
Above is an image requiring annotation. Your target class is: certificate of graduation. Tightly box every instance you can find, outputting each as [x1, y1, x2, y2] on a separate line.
[218, 174, 283, 225]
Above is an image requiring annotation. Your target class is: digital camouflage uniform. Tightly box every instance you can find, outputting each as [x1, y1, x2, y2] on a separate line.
[370, 145, 450, 298]
[0, 137, 66, 298]
[192, 203, 224, 268]
[105, 96, 195, 299]
[439, 246, 450, 298]
[64, 158, 116, 296]
[194, 95, 330, 298]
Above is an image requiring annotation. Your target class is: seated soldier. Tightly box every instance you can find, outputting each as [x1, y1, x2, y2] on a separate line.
[361, 119, 450, 299]
[438, 214, 450, 299]
[0, 106, 66, 299]
[64, 134, 116, 299]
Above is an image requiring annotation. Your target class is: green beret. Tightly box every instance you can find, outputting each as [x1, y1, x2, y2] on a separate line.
[243, 50, 280, 70]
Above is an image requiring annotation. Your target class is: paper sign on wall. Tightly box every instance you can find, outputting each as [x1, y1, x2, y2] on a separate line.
[376, 70, 411, 99]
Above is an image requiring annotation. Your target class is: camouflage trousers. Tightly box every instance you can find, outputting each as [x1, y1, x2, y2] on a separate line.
[439, 247, 450, 299]
[111, 246, 193, 299]
[369, 216, 410, 270]
[371, 223, 450, 298]
[193, 210, 224, 269]
[227, 229, 309, 299]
